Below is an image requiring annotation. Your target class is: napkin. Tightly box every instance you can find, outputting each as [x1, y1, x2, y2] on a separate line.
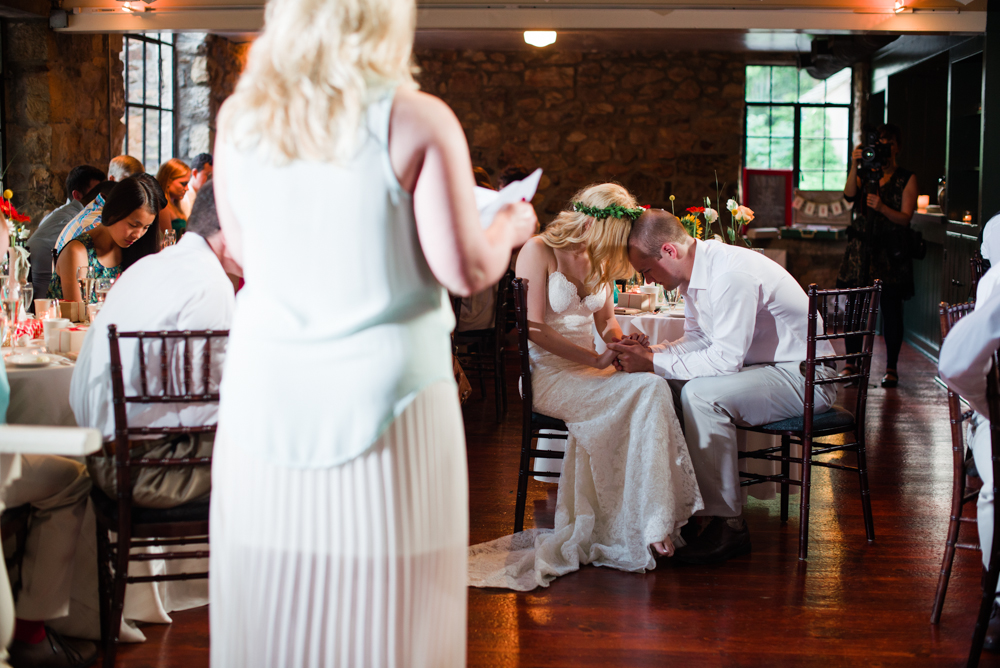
[474, 168, 542, 229]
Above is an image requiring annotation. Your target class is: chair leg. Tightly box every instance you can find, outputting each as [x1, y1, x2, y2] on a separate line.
[798, 436, 813, 561]
[103, 526, 131, 668]
[968, 565, 1000, 668]
[94, 522, 112, 648]
[780, 435, 790, 523]
[494, 343, 505, 423]
[932, 442, 969, 624]
[514, 430, 533, 534]
[856, 432, 875, 541]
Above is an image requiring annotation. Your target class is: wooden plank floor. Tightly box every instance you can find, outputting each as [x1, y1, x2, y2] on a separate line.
[110, 339, 1000, 667]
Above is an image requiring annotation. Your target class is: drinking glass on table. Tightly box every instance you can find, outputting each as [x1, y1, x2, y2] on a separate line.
[95, 277, 113, 303]
[1, 282, 20, 349]
[19, 283, 32, 317]
[76, 266, 95, 303]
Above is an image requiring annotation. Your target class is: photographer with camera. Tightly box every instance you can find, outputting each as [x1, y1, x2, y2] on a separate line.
[837, 123, 919, 388]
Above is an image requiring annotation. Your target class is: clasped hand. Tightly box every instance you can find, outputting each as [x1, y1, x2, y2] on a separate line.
[599, 333, 655, 373]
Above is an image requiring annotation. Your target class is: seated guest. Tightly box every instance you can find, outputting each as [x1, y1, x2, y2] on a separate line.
[52, 181, 115, 257]
[26, 165, 105, 302]
[939, 286, 1000, 649]
[179, 153, 212, 219]
[107, 155, 144, 183]
[155, 159, 191, 236]
[458, 168, 499, 332]
[70, 181, 238, 508]
[0, 231, 96, 667]
[54, 155, 146, 255]
[48, 175, 163, 302]
[610, 209, 839, 563]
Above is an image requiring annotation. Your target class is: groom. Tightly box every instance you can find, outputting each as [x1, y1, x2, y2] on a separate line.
[609, 209, 838, 564]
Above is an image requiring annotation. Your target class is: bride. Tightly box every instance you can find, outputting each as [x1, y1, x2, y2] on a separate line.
[469, 183, 703, 591]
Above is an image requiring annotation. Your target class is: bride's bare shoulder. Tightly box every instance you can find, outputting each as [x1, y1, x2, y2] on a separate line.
[515, 237, 555, 275]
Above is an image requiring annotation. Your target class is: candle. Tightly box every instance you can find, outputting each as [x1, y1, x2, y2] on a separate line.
[917, 195, 929, 210]
[963, 211, 973, 223]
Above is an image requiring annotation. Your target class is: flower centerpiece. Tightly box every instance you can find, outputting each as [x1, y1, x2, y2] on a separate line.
[3, 188, 31, 283]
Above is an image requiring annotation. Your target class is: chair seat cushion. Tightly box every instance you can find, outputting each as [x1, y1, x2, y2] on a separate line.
[90, 485, 209, 525]
[532, 412, 568, 431]
[756, 405, 856, 434]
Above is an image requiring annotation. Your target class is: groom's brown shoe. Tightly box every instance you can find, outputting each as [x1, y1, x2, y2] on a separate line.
[672, 516, 751, 565]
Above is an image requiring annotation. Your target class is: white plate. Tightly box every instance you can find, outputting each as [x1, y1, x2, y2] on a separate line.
[5, 353, 67, 368]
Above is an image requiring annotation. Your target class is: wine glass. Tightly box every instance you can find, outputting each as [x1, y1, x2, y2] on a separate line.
[1, 282, 21, 350]
[95, 276, 113, 303]
[19, 283, 32, 317]
[76, 266, 95, 303]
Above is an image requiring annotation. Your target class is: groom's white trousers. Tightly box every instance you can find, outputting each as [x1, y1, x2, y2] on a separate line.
[667, 362, 838, 518]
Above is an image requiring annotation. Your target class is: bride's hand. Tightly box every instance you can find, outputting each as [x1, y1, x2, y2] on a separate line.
[593, 348, 619, 370]
[623, 332, 650, 349]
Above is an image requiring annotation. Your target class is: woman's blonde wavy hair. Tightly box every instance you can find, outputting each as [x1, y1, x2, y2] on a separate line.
[219, 0, 417, 164]
[541, 183, 639, 291]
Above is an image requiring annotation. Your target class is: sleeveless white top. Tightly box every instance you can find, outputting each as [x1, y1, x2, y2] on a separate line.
[218, 89, 455, 468]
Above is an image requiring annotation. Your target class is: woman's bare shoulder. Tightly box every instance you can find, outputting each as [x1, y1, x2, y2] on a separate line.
[391, 88, 459, 134]
[515, 237, 555, 275]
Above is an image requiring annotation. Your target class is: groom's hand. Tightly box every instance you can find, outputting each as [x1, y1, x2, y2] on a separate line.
[607, 339, 655, 373]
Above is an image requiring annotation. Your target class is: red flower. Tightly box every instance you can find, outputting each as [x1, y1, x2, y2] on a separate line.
[640, 204, 651, 210]
[0, 199, 29, 224]
[687, 206, 705, 213]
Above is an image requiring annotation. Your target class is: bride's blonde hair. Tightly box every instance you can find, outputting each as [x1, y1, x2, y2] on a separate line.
[541, 183, 639, 291]
[219, 0, 417, 164]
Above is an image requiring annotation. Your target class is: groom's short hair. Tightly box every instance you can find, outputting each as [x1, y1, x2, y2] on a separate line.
[629, 209, 689, 258]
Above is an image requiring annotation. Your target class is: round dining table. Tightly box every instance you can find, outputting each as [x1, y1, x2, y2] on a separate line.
[4, 354, 77, 426]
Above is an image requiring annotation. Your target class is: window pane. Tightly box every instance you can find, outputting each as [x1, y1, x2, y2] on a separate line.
[746, 138, 771, 169]
[824, 171, 846, 191]
[825, 139, 848, 173]
[771, 67, 798, 102]
[800, 107, 825, 139]
[825, 67, 852, 104]
[144, 42, 160, 106]
[746, 66, 770, 103]
[771, 106, 794, 137]
[825, 107, 849, 139]
[127, 39, 144, 104]
[800, 138, 825, 170]
[145, 108, 160, 168]
[800, 170, 824, 190]
[161, 44, 174, 110]
[127, 106, 144, 162]
[746, 107, 772, 137]
[798, 69, 826, 103]
[770, 138, 794, 169]
[161, 110, 173, 163]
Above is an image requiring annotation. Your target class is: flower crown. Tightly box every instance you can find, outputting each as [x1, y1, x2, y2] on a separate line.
[572, 201, 648, 221]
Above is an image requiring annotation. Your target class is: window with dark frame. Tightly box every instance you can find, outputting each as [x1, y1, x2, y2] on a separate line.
[744, 65, 853, 191]
[122, 33, 175, 172]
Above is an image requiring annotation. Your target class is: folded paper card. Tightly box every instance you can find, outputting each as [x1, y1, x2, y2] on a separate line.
[58, 300, 86, 323]
[58, 327, 87, 354]
[474, 168, 543, 229]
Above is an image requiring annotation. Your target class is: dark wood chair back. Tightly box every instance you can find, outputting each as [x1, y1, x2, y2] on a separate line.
[452, 273, 511, 422]
[738, 280, 882, 560]
[511, 277, 567, 532]
[94, 324, 228, 668]
[931, 301, 979, 625]
[969, 350, 1000, 667]
[971, 253, 990, 297]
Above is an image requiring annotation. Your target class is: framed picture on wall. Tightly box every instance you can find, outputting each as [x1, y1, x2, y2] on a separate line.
[742, 168, 794, 227]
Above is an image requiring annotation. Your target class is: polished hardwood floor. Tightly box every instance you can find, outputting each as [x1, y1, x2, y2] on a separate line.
[111, 339, 1000, 667]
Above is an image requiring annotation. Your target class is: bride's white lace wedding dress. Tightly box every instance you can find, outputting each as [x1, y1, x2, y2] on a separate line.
[468, 271, 703, 591]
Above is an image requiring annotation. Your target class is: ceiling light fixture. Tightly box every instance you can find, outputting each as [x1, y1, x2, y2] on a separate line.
[893, 0, 906, 13]
[524, 31, 557, 48]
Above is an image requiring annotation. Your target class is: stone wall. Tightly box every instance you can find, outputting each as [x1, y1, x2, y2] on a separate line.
[5, 20, 123, 225]
[414, 49, 760, 219]
[176, 34, 248, 165]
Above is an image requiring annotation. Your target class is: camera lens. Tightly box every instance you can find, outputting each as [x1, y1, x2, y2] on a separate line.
[862, 147, 875, 161]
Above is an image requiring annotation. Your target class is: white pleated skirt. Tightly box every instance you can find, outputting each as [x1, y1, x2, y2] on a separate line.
[209, 380, 468, 668]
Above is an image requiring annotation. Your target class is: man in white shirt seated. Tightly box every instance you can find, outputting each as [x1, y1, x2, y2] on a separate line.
[70, 181, 238, 508]
[939, 284, 1000, 649]
[609, 209, 838, 564]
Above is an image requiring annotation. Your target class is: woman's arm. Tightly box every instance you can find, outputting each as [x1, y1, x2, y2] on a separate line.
[593, 290, 624, 343]
[843, 145, 862, 199]
[55, 241, 88, 302]
[516, 238, 617, 369]
[157, 206, 173, 235]
[390, 89, 536, 297]
[211, 124, 244, 273]
[867, 173, 918, 227]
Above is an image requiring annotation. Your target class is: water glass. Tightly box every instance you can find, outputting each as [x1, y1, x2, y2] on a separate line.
[20, 283, 32, 316]
[95, 276, 114, 303]
[76, 266, 95, 303]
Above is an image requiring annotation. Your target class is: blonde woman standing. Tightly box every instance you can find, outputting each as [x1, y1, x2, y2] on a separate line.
[210, 0, 536, 664]
[155, 158, 190, 235]
[468, 184, 703, 591]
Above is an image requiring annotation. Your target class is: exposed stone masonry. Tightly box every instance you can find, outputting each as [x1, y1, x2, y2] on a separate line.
[414, 49, 760, 219]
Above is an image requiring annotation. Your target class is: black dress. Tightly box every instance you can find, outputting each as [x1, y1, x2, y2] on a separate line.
[837, 167, 915, 300]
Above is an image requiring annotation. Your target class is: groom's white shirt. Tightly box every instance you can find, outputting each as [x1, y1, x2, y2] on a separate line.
[651, 239, 835, 380]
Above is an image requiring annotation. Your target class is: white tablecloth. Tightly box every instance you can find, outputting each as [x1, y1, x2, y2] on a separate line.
[5, 361, 77, 426]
